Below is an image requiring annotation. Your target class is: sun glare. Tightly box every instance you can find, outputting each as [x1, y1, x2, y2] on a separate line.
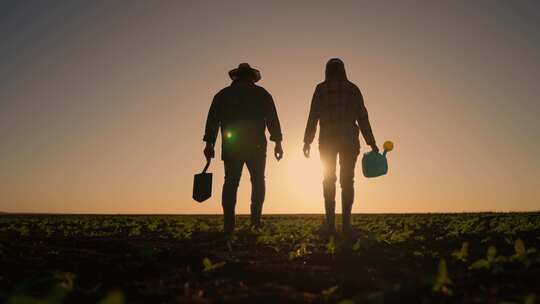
[282, 152, 324, 204]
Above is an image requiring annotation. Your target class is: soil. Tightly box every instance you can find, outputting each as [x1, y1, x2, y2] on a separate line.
[0, 213, 539, 303]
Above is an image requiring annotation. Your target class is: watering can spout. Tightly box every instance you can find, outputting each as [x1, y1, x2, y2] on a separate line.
[383, 140, 394, 156]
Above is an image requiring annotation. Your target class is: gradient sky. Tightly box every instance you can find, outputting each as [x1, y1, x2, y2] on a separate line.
[1, 0, 539, 214]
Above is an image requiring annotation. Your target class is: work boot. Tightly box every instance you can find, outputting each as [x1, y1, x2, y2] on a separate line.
[223, 207, 235, 235]
[250, 202, 263, 228]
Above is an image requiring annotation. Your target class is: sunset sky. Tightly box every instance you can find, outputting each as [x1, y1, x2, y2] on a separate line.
[1, 1, 539, 214]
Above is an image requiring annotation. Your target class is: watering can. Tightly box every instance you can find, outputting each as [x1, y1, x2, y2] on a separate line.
[193, 160, 212, 202]
[362, 141, 394, 178]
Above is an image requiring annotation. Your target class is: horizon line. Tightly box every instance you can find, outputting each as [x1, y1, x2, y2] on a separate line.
[1, 211, 539, 216]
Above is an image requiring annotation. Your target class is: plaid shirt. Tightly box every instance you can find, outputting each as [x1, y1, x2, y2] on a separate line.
[304, 80, 375, 147]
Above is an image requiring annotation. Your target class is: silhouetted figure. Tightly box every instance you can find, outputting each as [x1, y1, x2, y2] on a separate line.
[303, 58, 378, 235]
[203, 63, 283, 234]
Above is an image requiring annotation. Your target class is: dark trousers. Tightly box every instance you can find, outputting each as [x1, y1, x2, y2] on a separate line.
[222, 153, 266, 232]
[320, 143, 359, 231]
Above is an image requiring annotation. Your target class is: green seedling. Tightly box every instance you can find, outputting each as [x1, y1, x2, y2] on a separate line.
[202, 257, 226, 272]
[469, 245, 506, 271]
[510, 239, 537, 268]
[321, 285, 338, 302]
[452, 241, 469, 262]
[432, 259, 452, 295]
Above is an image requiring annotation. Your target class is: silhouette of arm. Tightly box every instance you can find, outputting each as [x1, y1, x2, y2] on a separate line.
[355, 88, 376, 146]
[203, 94, 221, 145]
[264, 91, 283, 142]
[303, 85, 320, 145]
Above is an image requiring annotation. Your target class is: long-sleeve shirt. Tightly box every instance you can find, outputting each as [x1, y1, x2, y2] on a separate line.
[304, 80, 375, 148]
[204, 81, 282, 160]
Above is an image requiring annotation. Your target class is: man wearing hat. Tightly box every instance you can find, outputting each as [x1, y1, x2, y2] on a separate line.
[303, 58, 378, 235]
[203, 63, 283, 234]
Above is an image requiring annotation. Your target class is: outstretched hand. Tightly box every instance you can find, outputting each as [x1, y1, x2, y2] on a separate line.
[274, 142, 283, 161]
[303, 143, 311, 158]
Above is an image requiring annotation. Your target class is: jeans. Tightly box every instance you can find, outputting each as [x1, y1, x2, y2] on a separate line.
[222, 153, 266, 232]
[320, 143, 359, 231]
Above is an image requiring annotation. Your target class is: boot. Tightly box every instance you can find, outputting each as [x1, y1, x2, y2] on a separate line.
[250, 202, 262, 228]
[223, 207, 235, 234]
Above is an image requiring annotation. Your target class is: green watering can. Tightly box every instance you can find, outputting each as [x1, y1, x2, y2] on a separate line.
[362, 141, 394, 178]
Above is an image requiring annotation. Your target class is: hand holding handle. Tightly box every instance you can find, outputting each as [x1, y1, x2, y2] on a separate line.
[203, 142, 215, 161]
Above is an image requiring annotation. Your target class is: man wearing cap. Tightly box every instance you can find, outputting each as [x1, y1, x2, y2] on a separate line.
[303, 58, 378, 235]
[203, 63, 283, 234]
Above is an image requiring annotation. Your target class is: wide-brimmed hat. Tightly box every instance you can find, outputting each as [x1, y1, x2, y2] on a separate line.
[228, 63, 261, 82]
